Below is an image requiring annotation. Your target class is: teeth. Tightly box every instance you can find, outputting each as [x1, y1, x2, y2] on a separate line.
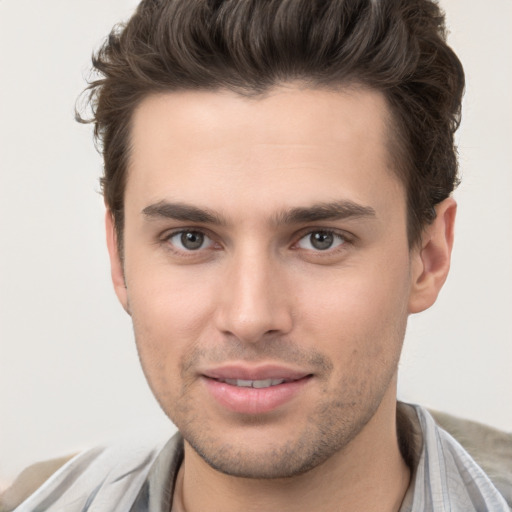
[223, 378, 286, 388]
[253, 379, 285, 388]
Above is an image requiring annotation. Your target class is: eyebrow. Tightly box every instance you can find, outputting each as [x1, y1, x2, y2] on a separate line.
[142, 200, 376, 225]
[273, 201, 376, 224]
[142, 201, 225, 224]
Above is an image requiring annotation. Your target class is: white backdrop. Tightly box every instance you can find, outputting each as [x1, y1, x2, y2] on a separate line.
[1, 0, 511, 487]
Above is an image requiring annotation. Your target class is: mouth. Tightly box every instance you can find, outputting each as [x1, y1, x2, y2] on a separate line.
[201, 365, 312, 414]
[213, 377, 295, 389]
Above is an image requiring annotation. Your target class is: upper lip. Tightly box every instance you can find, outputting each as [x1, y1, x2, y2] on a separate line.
[201, 364, 311, 382]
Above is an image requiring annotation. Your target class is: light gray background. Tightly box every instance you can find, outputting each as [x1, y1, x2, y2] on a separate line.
[1, 0, 511, 488]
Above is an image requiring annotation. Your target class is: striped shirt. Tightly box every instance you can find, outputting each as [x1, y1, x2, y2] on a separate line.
[10, 403, 511, 511]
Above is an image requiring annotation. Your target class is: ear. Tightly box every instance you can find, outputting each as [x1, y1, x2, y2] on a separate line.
[105, 209, 130, 314]
[408, 197, 457, 314]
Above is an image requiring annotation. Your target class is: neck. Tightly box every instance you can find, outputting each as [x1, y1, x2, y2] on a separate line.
[174, 391, 410, 512]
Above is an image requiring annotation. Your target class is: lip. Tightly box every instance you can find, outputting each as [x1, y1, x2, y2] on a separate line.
[202, 364, 310, 382]
[201, 364, 312, 415]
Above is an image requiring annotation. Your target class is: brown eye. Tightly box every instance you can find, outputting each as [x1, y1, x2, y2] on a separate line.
[297, 231, 345, 251]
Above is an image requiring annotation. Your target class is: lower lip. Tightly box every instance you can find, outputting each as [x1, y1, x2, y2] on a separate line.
[203, 377, 311, 414]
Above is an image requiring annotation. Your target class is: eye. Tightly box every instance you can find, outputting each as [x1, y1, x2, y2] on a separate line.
[296, 230, 346, 251]
[167, 230, 215, 251]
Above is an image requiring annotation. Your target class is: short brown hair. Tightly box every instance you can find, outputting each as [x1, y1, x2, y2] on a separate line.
[79, 0, 464, 248]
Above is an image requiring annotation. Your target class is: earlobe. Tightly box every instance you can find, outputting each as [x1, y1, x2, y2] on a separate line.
[105, 209, 130, 314]
[408, 198, 457, 314]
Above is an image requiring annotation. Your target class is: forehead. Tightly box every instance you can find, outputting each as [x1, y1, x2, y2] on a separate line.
[126, 86, 404, 219]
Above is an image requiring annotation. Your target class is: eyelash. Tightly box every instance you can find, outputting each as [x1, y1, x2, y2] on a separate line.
[160, 228, 353, 257]
[161, 229, 219, 256]
[292, 229, 348, 252]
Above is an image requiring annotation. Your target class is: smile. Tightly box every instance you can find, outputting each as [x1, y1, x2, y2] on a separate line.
[220, 378, 288, 388]
[203, 369, 312, 414]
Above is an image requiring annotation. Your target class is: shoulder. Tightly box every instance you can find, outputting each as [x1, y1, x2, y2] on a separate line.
[397, 403, 511, 511]
[0, 431, 173, 512]
[428, 408, 512, 507]
[0, 455, 75, 512]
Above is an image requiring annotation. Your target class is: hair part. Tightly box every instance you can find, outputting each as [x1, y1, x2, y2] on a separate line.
[77, 0, 465, 253]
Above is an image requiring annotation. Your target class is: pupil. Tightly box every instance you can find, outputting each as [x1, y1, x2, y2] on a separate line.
[181, 231, 204, 250]
[311, 232, 333, 250]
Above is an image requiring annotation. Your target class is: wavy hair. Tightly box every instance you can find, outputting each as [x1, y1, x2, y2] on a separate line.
[78, 0, 465, 249]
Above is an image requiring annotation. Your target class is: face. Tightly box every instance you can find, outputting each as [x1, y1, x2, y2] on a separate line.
[109, 86, 430, 479]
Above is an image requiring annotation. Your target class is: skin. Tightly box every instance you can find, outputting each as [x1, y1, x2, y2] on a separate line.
[106, 85, 456, 512]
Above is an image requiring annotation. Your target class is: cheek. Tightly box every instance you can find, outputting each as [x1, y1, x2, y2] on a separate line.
[295, 256, 411, 358]
[299, 269, 410, 407]
[126, 257, 217, 333]
[125, 266, 218, 390]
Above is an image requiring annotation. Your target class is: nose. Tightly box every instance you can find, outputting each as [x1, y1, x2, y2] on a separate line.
[214, 248, 294, 344]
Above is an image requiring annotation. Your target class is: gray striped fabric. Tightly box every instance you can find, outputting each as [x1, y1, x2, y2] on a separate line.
[11, 403, 510, 511]
[399, 404, 510, 511]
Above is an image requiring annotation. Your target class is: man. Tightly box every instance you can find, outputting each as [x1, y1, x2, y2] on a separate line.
[3, 0, 511, 511]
